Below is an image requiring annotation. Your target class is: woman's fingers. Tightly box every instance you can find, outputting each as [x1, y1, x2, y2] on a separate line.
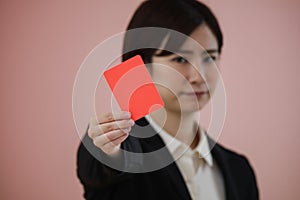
[102, 134, 129, 154]
[122, 127, 132, 133]
[100, 119, 134, 134]
[88, 119, 134, 138]
[93, 129, 128, 147]
[93, 130, 129, 155]
[90, 111, 131, 126]
[87, 111, 133, 155]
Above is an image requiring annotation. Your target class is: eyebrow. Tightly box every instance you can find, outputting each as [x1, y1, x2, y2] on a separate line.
[174, 49, 219, 55]
[205, 49, 219, 55]
[174, 50, 193, 55]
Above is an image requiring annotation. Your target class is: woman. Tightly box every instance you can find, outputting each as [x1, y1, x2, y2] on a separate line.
[77, 0, 259, 199]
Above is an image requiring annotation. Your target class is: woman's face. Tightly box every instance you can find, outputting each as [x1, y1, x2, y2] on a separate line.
[151, 24, 220, 114]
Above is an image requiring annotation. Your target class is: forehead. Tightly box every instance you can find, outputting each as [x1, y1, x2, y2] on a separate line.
[180, 24, 218, 52]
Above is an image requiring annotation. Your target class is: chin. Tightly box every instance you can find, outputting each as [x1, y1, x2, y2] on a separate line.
[164, 98, 208, 114]
[181, 101, 208, 113]
[181, 107, 202, 114]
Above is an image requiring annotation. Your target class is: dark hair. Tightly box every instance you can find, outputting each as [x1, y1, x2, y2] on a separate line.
[122, 0, 223, 63]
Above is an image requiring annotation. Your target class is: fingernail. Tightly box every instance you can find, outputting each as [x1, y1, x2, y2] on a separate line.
[128, 119, 135, 125]
[122, 127, 131, 133]
[122, 111, 131, 118]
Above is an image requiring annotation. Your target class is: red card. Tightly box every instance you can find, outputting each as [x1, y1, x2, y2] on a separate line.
[103, 55, 164, 121]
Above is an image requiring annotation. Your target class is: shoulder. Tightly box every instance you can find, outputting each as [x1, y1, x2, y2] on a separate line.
[209, 138, 259, 199]
[213, 140, 256, 174]
[207, 135, 254, 167]
[215, 141, 249, 161]
[206, 134, 257, 179]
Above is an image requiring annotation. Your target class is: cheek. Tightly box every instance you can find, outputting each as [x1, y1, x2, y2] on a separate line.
[151, 65, 185, 91]
[151, 68, 179, 103]
[157, 86, 172, 101]
[205, 67, 220, 93]
[155, 85, 180, 110]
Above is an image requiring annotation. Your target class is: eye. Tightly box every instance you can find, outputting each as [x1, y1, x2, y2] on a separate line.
[172, 56, 188, 64]
[203, 55, 216, 63]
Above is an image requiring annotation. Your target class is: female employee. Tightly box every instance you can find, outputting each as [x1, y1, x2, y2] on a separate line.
[77, 0, 259, 199]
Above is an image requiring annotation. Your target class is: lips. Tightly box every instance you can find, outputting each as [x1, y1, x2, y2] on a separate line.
[195, 91, 208, 95]
[182, 91, 208, 96]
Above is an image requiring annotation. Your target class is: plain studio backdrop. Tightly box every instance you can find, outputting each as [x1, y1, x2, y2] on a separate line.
[1, 0, 299, 199]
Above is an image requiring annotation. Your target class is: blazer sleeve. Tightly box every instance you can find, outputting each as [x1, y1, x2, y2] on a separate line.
[76, 127, 144, 200]
[229, 153, 259, 200]
[241, 155, 260, 200]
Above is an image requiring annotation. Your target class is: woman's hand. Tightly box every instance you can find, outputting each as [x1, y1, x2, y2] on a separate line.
[88, 111, 134, 155]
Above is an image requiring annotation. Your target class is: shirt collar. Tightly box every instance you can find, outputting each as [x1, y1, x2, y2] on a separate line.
[145, 115, 213, 167]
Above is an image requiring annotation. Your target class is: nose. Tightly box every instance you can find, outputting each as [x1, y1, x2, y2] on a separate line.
[186, 64, 206, 84]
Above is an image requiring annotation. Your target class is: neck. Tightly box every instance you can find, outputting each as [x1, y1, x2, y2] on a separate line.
[150, 109, 201, 149]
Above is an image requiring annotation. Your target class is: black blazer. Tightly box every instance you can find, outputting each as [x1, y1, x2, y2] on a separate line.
[77, 120, 259, 200]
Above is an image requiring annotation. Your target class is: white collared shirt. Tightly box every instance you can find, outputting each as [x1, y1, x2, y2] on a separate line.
[145, 115, 225, 200]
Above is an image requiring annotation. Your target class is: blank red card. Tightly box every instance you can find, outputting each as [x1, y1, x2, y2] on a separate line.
[103, 55, 164, 121]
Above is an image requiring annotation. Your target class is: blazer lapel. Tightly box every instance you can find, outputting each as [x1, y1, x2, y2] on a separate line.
[207, 135, 239, 200]
[134, 124, 193, 200]
[130, 122, 241, 200]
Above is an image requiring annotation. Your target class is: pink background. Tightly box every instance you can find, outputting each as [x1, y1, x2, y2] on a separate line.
[1, 0, 299, 199]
